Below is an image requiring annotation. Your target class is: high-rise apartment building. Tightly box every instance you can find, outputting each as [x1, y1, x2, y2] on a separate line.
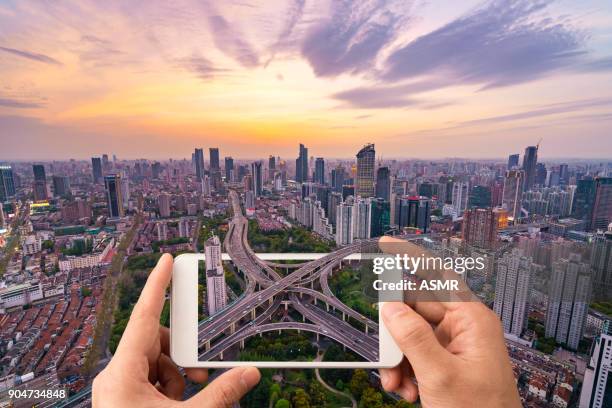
[295, 143, 308, 183]
[314, 158, 325, 185]
[451, 181, 469, 216]
[493, 248, 532, 337]
[224, 157, 234, 182]
[503, 169, 525, 220]
[522, 145, 538, 191]
[545, 254, 591, 350]
[205, 236, 227, 315]
[0, 165, 16, 202]
[355, 144, 375, 198]
[158, 193, 171, 218]
[352, 197, 372, 239]
[394, 196, 431, 233]
[209, 148, 220, 171]
[579, 321, 611, 408]
[375, 167, 391, 201]
[104, 174, 124, 218]
[331, 165, 346, 193]
[370, 198, 390, 238]
[32, 164, 48, 201]
[507, 154, 519, 170]
[591, 227, 612, 299]
[572, 178, 597, 226]
[462, 208, 501, 249]
[335, 196, 354, 246]
[194, 148, 205, 180]
[91, 157, 103, 183]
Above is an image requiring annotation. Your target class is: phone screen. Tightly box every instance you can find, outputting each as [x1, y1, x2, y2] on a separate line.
[196, 238, 383, 363]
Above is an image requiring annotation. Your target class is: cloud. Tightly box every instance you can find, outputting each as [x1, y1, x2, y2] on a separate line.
[301, 0, 409, 77]
[178, 55, 229, 79]
[0, 45, 62, 65]
[0, 98, 44, 108]
[381, 0, 587, 88]
[208, 14, 259, 67]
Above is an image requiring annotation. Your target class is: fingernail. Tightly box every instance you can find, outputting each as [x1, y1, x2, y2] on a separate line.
[382, 302, 406, 320]
[240, 367, 260, 388]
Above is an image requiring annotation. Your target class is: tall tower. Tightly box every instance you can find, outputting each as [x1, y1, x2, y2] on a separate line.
[502, 170, 525, 220]
[224, 157, 234, 182]
[209, 148, 220, 170]
[545, 254, 591, 350]
[194, 148, 205, 180]
[451, 181, 469, 216]
[251, 161, 263, 197]
[32, 164, 48, 202]
[335, 196, 354, 246]
[591, 177, 612, 231]
[493, 248, 532, 337]
[356, 144, 375, 198]
[314, 158, 325, 185]
[91, 157, 103, 183]
[352, 197, 372, 239]
[507, 154, 519, 170]
[579, 321, 612, 408]
[375, 167, 391, 201]
[104, 174, 124, 218]
[205, 236, 227, 316]
[295, 143, 308, 183]
[522, 145, 538, 191]
[0, 165, 16, 202]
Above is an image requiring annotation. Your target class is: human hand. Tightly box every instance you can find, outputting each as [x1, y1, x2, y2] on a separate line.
[92, 253, 261, 407]
[378, 237, 521, 407]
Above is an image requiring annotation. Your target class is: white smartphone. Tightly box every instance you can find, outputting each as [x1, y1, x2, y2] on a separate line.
[170, 251, 404, 368]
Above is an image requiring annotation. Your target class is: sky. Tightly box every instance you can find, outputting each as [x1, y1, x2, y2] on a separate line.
[1, 0, 612, 160]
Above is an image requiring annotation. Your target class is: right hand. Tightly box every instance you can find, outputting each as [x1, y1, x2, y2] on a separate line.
[378, 237, 521, 408]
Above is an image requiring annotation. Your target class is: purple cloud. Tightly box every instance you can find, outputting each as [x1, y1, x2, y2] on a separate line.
[208, 15, 259, 68]
[178, 55, 230, 79]
[0, 98, 44, 109]
[0, 46, 62, 65]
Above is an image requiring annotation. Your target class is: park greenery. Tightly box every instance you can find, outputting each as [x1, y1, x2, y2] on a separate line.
[151, 236, 189, 252]
[591, 301, 612, 316]
[247, 220, 335, 253]
[328, 262, 378, 321]
[197, 213, 229, 251]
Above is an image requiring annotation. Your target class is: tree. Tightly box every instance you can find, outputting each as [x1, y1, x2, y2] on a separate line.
[274, 399, 290, 408]
[335, 379, 344, 390]
[292, 388, 310, 408]
[359, 386, 383, 408]
[349, 369, 369, 400]
[270, 383, 282, 405]
[308, 381, 326, 407]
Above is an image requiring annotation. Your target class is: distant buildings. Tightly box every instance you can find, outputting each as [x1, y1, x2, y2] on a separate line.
[592, 177, 612, 231]
[590, 227, 612, 298]
[375, 167, 391, 201]
[224, 157, 234, 182]
[462, 207, 502, 249]
[352, 197, 372, 240]
[355, 144, 375, 198]
[52, 175, 71, 198]
[104, 174, 124, 218]
[314, 157, 325, 185]
[494, 248, 532, 337]
[394, 196, 431, 233]
[451, 181, 469, 217]
[158, 193, 171, 218]
[32, 164, 48, 202]
[205, 236, 227, 315]
[503, 169, 525, 220]
[522, 145, 538, 191]
[251, 161, 263, 197]
[508, 154, 519, 170]
[209, 148, 220, 171]
[335, 196, 354, 246]
[194, 148, 205, 181]
[579, 321, 611, 408]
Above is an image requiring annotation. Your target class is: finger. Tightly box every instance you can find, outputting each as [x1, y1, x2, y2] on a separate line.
[157, 353, 185, 401]
[159, 327, 208, 383]
[379, 358, 411, 391]
[382, 301, 451, 373]
[116, 253, 173, 358]
[184, 367, 260, 408]
[395, 377, 419, 403]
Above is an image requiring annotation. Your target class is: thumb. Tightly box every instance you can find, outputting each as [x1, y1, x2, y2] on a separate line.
[184, 367, 260, 407]
[382, 302, 451, 372]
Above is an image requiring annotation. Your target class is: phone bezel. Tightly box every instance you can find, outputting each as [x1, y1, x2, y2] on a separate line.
[170, 252, 403, 368]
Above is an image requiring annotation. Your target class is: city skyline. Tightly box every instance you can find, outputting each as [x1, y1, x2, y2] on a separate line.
[2, 0, 612, 160]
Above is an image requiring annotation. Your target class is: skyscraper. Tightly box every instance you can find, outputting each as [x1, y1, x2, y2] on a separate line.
[507, 154, 519, 170]
[209, 148, 220, 170]
[0, 204, 4, 229]
[205, 236, 227, 315]
[331, 165, 346, 193]
[104, 174, 124, 218]
[52, 175, 71, 197]
[394, 196, 431, 233]
[451, 181, 469, 217]
[545, 254, 591, 350]
[32, 164, 48, 201]
[335, 196, 354, 246]
[502, 169, 525, 220]
[522, 145, 538, 191]
[468, 185, 492, 208]
[91, 157, 103, 183]
[224, 157, 234, 182]
[327, 191, 342, 226]
[590, 228, 612, 299]
[579, 321, 611, 408]
[268, 155, 276, 181]
[493, 248, 532, 337]
[158, 193, 171, 218]
[0, 165, 16, 202]
[572, 178, 596, 226]
[462, 208, 500, 249]
[194, 148, 205, 180]
[375, 167, 391, 201]
[314, 158, 325, 185]
[591, 177, 612, 231]
[251, 161, 263, 197]
[370, 198, 390, 238]
[352, 197, 372, 239]
[295, 143, 308, 183]
[355, 144, 375, 198]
